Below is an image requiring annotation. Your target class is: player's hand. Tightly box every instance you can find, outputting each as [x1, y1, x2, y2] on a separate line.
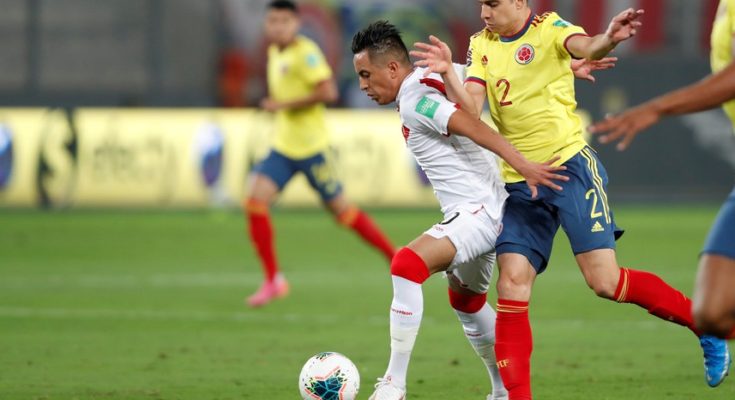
[410, 35, 453, 77]
[571, 57, 617, 83]
[605, 8, 644, 45]
[588, 105, 661, 151]
[260, 98, 281, 112]
[517, 156, 569, 199]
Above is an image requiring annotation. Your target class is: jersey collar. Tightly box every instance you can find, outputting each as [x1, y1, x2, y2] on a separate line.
[500, 12, 533, 43]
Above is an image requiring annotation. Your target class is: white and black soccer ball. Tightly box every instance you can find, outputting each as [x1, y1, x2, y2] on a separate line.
[298, 352, 360, 400]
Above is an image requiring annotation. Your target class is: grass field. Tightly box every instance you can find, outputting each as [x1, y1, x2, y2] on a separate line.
[1, 206, 734, 399]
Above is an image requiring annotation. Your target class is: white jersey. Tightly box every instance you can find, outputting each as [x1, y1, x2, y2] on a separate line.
[396, 65, 508, 218]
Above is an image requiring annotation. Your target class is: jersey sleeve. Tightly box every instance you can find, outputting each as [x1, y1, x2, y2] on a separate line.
[401, 91, 458, 137]
[300, 41, 333, 85]
[547, 13, 588, 58]
[464, 33, 487, 87]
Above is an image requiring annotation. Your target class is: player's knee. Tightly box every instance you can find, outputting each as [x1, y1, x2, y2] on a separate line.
[391, 247, 430, 284]
[245, 198, 269, 215]
[693, 305, 735, 338]
[448, 287, 487, 313]
[335, 206, 358, 226]
[496, 271, 533, 300]
[585, 276, 617, 299]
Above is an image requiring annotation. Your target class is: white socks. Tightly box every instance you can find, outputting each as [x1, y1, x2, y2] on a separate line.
[385, 276, 423, 389]
[455, 303, 507, 396]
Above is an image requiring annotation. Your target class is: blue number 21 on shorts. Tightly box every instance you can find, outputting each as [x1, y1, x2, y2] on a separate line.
[497, 147, 624, 273]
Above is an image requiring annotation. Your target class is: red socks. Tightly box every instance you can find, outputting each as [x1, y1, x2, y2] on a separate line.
[615, 268, 698, 335]
[339, 208, 396, 261]
[246, 200, 278, 282]
[495, 299, 533, 400]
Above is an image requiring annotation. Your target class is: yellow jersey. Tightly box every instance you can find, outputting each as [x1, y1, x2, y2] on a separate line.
[711, 0, 735, 128]
[267, 35, 332, 159]
[466, 12, 588, 182]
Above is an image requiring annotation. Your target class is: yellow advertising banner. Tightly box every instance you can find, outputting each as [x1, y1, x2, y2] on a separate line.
[3, 107, 589, 209]
[0, 108, 73, 207]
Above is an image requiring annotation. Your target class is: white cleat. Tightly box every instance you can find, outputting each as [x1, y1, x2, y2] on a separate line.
[487, 392, 509, 400]
[368, 377, 406, 400]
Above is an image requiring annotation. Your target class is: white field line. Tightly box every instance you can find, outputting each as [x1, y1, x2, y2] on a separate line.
[0, 306, 665, 331]
[0, 272, 392, 289]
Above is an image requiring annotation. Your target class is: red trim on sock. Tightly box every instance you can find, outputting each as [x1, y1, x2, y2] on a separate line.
[495, 298, 532, 400]
[390, 247, 430, 284]
[248, 208, 278, 282]
[448, 288, 487, 314]
[618, 268, 698, 335]
[347, 209, 396, 261]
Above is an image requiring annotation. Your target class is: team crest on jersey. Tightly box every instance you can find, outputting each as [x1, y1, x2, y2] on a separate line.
[515, 44, 535, 65]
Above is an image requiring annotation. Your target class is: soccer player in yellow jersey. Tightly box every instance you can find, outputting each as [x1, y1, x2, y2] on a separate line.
[591, 0, 735, 355]
[412, 0, 730, 397]
[246, 0, 395, 307]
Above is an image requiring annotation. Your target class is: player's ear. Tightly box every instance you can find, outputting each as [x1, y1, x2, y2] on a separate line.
[388, 60, 400, 78]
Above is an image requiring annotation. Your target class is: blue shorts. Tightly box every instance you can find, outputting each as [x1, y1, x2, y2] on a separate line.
[497, 147, 624, 273]
[703, 187, 735, 260]
[252, 150, 343, 202]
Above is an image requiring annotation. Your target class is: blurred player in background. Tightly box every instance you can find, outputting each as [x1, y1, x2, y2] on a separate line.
[412, 0, 730, 397]
[246, 0, 395, 308]
[351, 20, 570, 400]
[590, 0, 735, 345]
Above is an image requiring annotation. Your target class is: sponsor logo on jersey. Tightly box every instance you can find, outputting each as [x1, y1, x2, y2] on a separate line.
[415, 96, 440, 119]
[515, 44, 535, 65]
[0, 124, 13, 190]
[591, 221, 605, 233]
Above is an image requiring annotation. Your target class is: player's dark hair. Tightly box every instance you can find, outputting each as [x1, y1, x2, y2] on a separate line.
[267, 0, 298, 13]
[351, 20, 410, 66]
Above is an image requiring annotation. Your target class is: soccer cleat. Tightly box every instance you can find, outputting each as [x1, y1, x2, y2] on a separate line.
[246, 275, 289, 307]
[368, 377, 406, 400]
[700, 334, 731, 387]
[487, 392, 509, 400]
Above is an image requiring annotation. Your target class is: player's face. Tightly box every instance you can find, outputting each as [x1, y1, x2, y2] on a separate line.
[264, 9, 300, 47]
[353, 51, 398, 106]
[479, 0, 527, 36]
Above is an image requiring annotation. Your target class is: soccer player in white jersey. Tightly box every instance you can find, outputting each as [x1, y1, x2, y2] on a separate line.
[351, 21, 569, 400]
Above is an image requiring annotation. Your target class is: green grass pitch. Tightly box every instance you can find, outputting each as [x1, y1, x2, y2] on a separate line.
[1, 206, 734, 399]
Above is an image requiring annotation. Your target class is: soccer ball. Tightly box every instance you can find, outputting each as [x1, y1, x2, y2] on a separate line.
[298, 352, 360, 400]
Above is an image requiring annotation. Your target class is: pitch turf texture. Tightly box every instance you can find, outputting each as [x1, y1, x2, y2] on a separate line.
[1, 207, 733, 399]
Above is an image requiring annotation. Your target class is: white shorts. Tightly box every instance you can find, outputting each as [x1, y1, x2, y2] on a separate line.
[424, 203, 502, 294]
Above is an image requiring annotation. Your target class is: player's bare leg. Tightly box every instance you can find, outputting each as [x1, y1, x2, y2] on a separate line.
[576, 248, 731, 387]
[325, 194, 395, 262]
[448, 274, 508, 400]
[693, 254, 735, 337]
[495, 253, 536, 400]
[245, 173, 289, 307]
[369, 234, 455, 400]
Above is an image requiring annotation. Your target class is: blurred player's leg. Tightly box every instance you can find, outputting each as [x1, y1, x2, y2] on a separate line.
[694, 255, 735, 337]
[245, 174, 288, 307]
[302, 152, 395, 261]
[448, 264, 507, 400]
[495, 253, 536, 400]
[370, 235, 455, 400]
[328, 198, 395, 261]
[245, 151, 296, 308]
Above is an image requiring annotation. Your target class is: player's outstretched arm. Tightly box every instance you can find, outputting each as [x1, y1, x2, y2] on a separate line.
[260, 79, 338, 112]
[567, 8, 644, 60]
[447, 108, 569, 198]
[589, 61, 735, 151]
[411, 36, 483, 118]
